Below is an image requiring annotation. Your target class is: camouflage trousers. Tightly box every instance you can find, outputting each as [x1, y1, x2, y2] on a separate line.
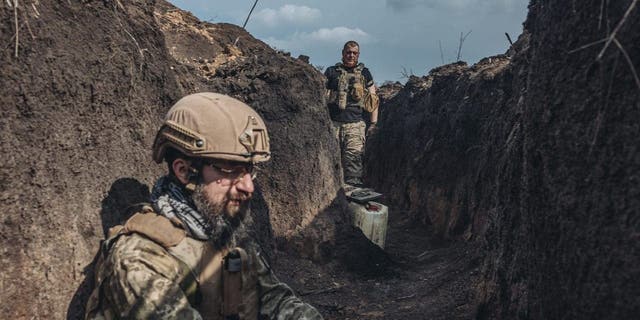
[332, 120, 366, 184]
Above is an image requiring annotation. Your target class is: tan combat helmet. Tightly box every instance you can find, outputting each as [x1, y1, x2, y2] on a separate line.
[152, 92, 270, 164]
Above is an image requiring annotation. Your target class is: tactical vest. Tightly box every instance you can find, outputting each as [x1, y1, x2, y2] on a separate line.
[329, 63, 367, 110]
[85, 205, 259, 320]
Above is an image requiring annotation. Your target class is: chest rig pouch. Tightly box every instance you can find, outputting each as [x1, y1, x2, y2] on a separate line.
[223, 247, 258, 320]
[331, 63, 366, 110]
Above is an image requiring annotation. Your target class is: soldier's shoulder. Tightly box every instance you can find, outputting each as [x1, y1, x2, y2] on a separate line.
[325, 65, 339, 74]
[361, 65, 374, 80]
[103, 233, 186, 280]
[123, 210, 187, 248]
[109, 232, 169, 261]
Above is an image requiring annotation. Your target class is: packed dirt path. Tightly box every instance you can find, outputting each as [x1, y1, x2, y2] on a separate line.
[274, 206, 482, 320]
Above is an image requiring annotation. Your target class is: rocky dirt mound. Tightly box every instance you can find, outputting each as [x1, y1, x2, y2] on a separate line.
[377, 81, 403, 105]
[366, 0, 640, 318]
[0, 1, 383, 318]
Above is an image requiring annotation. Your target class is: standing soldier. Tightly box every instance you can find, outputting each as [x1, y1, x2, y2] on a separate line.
[85, 92, 323, 320]
[324, 40, 380, 187]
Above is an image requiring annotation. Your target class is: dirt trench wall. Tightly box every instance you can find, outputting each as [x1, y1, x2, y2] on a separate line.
[366, 57, 521, 240]
[0, 1, 354, 319]
[367, 0, 639, 318]
[1, 2, 178, 318]
[491, 1, 640, 318]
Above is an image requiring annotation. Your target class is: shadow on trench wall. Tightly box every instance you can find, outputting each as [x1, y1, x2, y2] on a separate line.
[66, 177, 152, 320]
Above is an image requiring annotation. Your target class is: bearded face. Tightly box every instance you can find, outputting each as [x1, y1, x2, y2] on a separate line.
[192, 184, 250, 223]
[192, 183, 251, 247]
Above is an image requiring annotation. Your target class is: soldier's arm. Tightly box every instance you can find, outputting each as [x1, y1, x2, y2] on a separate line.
[255, 251, 323, 320]
[368, 85, 379, 123]
[364, 68, 379, 123]
[324, 67, 339, 90]
[101, 234, 202, 320]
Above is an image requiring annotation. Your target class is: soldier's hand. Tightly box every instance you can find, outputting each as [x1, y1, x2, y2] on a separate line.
[366, 123, 378, 137]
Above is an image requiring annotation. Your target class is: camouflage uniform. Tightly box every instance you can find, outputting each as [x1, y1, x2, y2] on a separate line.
[85, 214, 322, 320]
[332, 121, 366, 184]
[325, 63, 375, 185]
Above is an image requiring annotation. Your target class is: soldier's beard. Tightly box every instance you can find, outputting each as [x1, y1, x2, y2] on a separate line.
[192, 185, 250, 248]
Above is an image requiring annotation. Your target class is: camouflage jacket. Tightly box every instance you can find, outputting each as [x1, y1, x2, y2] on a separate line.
[85, 210, 322, 320]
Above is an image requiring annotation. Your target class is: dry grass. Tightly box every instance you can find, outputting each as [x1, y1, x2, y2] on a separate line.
[596, 0, 637, 60]
[13, 0, 18, 57]
[596, 0, 639, 91]
[612, 38, 640, 90]
[598, 0, 608, 30]
[570, 0, 639, 91]
[4, 0, 40, 57]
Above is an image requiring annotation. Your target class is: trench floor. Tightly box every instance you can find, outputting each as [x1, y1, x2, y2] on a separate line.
[273, 209, 482, 320]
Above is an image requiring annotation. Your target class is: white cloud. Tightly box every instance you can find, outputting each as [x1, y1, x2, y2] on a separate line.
[307, 27, 373, 43]
[254, 4, 321, 27]
[264, 26, 374, 53]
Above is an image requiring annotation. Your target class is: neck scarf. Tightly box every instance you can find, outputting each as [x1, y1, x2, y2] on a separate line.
[150, 175, 211, 240]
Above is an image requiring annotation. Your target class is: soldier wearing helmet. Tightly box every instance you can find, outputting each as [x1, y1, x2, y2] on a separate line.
[325, 40, 379, 187]
[85, 93, 322, 319]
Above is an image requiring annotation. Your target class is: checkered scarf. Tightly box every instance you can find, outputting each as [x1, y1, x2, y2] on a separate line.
[150, 175, 211, 240]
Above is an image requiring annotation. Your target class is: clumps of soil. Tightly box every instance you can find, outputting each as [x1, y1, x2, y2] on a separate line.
[377, 81, 403, 104]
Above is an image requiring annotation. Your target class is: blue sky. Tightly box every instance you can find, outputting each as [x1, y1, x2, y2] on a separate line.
[168, 1, 529, 83]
